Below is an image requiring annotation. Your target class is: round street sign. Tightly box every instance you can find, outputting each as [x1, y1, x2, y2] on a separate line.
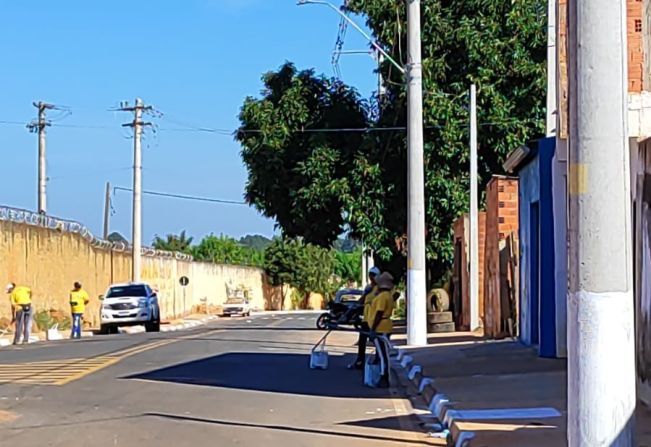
[179, 276, 190, 287]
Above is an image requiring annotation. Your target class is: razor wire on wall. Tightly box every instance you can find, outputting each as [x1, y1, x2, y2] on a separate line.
[0, 206, 193, 261]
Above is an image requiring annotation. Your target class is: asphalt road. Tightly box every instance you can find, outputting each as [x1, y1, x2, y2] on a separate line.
[0, 313, 435, 447]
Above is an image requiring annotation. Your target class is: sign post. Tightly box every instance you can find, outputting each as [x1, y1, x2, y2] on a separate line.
[179, 276, 190, 316]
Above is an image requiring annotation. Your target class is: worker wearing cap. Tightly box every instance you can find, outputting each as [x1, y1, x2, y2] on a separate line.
[6, 283, 33, 345]
[347, 266, 381, 370]
[369, 272, 396, 388]
[69, 282, 89, 339]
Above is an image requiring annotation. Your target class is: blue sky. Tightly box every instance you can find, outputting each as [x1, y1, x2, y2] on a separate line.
[0, 0, 376, 243]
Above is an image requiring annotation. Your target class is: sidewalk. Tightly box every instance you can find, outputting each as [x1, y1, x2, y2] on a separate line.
[0, 313, 220, 344]
[393, 331, 651, 446]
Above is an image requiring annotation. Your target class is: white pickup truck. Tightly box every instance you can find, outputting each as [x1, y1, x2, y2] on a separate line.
[220, 298, 251, 317]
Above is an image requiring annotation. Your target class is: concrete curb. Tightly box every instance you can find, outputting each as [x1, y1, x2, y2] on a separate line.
[393, 349, 477, 447]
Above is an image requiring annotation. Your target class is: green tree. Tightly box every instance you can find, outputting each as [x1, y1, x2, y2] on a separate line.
[191, 234, 258, 266]
[236, 63, 369, 247]
[152, 230, 194, 253]
[263, 237, 337, 308]
[239, 234, 273, 251]
[343, 0, 546, 279]
[238, 1, 546, 283]
[333, 248, 362, 285]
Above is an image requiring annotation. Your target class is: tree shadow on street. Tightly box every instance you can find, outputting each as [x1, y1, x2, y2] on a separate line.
[124, 351, 391, 399]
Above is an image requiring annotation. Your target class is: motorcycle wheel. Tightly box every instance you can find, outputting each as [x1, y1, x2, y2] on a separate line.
[316, 313, 331, 330]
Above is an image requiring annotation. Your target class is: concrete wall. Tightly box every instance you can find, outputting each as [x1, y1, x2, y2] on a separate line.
[552, 140, 568, 358]
[452, 212, 486, 331]
[0, 215, 272, 327]
[518, 157, 540, 347]
[633, 138, 651, 406]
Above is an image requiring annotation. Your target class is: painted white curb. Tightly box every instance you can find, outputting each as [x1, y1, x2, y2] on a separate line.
[408, 365, 422, 380]
[400, 355, 414, 368]
[419, 377, 435, 394]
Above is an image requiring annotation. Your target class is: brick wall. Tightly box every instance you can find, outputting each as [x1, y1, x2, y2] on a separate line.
[629, 0, 644, 92]
[484, 176, 519, 339]
[557, 0, 645, 137]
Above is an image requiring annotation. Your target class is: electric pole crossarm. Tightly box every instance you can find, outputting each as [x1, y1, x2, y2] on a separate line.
[28, 101, 56, 215]
[118, 98, 153, 283]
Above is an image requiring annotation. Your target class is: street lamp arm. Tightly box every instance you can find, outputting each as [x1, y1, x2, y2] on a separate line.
[297, 0, 405, 74]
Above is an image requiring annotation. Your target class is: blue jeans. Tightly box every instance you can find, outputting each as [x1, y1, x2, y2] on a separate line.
[13, 308, 32, 344]
[71, 313, 82, 339]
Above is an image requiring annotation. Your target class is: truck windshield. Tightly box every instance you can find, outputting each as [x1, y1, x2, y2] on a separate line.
[106, 285, 147, 298]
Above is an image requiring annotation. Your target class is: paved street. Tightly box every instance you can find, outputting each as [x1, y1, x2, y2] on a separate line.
[0, 314, 434, 447]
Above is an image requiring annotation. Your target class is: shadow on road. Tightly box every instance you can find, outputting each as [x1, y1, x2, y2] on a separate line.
[145, 412, 428, 444]
[124, 352, 390, 399]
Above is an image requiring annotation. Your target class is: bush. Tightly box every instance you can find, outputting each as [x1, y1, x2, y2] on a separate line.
[33, 309, 71, 331]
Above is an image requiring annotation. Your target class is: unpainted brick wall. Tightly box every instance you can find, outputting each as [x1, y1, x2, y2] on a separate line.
[484, 176, 519, 339]
[629, 0, 644, 92]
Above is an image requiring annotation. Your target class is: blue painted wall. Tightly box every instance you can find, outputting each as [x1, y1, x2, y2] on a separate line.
[517, 137, 562, 358]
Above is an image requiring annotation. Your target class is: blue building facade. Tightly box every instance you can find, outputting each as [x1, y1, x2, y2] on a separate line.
[505, 137, 567, 358]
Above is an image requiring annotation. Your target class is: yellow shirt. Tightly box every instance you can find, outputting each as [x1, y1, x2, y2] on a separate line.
[10, 286, 32, 309]
[69, 289, 90, 314]
[362, 285, 378, 322]
[369, 290, 395, 334]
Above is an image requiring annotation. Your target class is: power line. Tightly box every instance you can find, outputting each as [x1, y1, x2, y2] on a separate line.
[113, 186, 248, 206]
[0, 118, 541, 133]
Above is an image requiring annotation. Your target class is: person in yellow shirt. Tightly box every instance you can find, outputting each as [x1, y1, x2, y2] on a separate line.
[69, 282, 89, 339]
[347, 266, 381, 370]
[6, 283, 33, 345]
[369, 272, 396, 388]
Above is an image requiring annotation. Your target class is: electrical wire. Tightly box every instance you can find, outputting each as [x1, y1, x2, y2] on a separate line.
[113, 186, 247, 206]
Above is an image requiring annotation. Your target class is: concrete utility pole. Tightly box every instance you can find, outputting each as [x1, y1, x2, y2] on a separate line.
[297, 0, 426, 345]
[28, 102, 55, 215]
[103, 182, 111, 240]
[406, 0, 427, 346]
[120, 99, 152, 283]
[567, 0, 635, 445]
[469, 84, 480, 331]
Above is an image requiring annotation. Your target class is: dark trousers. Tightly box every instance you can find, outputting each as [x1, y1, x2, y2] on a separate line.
[71, 313, 83, 339]
[355, 322, 371, 364]
[13, 309, 32, 345]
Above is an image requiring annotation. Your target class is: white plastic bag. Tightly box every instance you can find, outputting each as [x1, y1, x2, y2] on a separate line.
[364, 356, 382, 387]
[47, 324, 63, 341]
[309, 331, 330, 370]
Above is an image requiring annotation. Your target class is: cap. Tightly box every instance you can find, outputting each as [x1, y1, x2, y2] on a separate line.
[375, 272, 394, 290]
[369, 266, 381, 277]
[5, 283, 15, 293]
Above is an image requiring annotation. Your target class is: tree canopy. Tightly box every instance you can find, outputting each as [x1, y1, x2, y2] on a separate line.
[237, 0, 546, 283]
[152, 230, 194, 254]
[236, 63, 369, 247]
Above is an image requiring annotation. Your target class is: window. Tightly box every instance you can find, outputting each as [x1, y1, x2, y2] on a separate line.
[635, 19, 642, 33]
[106, 285, 148, 298]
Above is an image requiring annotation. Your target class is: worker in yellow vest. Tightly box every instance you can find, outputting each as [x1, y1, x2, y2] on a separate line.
[69, 282, 89, 339]
[6, 283, 33, 345]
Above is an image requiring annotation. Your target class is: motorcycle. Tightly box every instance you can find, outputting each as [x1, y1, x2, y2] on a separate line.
[316, 288, 363, 330]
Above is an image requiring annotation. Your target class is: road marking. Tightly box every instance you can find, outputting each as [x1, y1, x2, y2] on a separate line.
[0, 330, 220, 386]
